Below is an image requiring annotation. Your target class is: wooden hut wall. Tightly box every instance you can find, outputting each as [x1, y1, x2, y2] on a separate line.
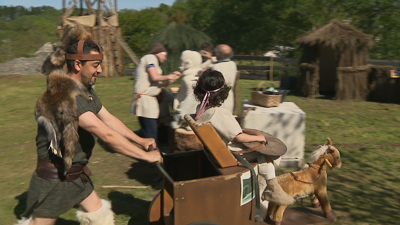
[296, 45, 320, 97]
[335, 41, 371, 100]
[336, 65, 370, 100]
[367, 65, 400, 103]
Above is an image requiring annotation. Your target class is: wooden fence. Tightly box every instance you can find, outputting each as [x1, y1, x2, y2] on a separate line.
[124, 56, 400, 80]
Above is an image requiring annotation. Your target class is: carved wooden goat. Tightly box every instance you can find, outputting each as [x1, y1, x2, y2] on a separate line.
[265, 138, 342, 225]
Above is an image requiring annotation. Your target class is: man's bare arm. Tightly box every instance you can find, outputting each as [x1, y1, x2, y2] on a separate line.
[147, 67, 180, 81]
[79, 111, 161, 162]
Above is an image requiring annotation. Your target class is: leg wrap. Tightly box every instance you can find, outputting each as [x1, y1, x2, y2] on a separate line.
[14, 216, 32, 225]
[76, 199, 114, 225]
[258, 176, 269, 220]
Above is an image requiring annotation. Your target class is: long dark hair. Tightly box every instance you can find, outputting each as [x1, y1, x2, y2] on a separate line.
[193, 69, 231, 107]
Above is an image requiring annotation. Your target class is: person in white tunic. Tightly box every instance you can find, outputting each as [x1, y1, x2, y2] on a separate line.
[130, 43, 180, 144]
[194, 69, 295, 217]
[210, 44, 237, 113]
[171, 50, 203, 130]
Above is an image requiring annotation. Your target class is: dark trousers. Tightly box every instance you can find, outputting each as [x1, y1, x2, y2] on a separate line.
[138, 117, 158, 145]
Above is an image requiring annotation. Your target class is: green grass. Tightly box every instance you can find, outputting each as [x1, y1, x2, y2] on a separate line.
[1, 75, 399, 224]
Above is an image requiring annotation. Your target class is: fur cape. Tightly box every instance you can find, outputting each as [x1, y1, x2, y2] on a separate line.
[35, 70, 89, 175]
[36, 25, 93, 175]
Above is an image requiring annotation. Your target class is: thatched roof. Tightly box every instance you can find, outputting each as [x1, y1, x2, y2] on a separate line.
[296, 20, 374, 50]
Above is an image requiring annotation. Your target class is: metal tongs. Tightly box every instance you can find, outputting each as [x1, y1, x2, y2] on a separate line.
[148, 145, 174, 184]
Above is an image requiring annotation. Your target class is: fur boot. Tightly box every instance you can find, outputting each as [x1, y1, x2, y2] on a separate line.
[76, 199, 114, 225]
[14, 216, 32, 225]
[262, 178, 295, 206]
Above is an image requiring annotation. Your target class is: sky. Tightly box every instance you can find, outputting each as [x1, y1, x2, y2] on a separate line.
[0, 0, 176, 11]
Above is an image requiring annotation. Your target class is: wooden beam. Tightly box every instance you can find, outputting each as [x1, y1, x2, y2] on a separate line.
[108, 0, 116, 14]
[84, 0, 95, 14]
[110, 26, 140, 65]
[97, 0, 109, 77]
[269, 56, 274, 81]
[63, 0, 80, 20]
[232, 55, 299, 64]
[236, 65, 299, 72]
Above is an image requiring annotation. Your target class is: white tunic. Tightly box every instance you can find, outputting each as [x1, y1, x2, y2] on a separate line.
[201, 56, 217, 69]
[196, 107, 242, 145]
[130, 54, 162, 119]
[211, 60, 237, 113]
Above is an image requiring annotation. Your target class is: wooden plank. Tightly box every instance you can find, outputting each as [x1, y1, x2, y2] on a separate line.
[233, 56, 400, 67]
[273, 66, 299, 72]
[232, 55, 299, 64]
[269, 56, 274, 81]
[125, 68, 135, 75]
[274, 57, 299, 64]
[236, 65, 299, 72]
[237, 65, 269, 70]
[233, 55, 270, 61]
[368, 59, 400, 66]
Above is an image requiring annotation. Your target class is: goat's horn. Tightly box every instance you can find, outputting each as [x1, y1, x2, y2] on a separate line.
[325, 158, 333, 168]
[327, 137, 332, 146]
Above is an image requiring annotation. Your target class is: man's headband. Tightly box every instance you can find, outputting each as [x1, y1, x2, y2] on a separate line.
[65, 40, 103, 61]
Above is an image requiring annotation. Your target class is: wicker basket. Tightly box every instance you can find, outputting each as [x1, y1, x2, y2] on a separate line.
[251, 82, 282, 107]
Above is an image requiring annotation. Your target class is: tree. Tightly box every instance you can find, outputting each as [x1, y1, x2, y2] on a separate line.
[119, 8, 167, 57]
[149, 21, 212, 73]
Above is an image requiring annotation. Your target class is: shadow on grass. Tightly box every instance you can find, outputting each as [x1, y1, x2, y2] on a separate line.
[326, 144, 400, 224]
[13, 192, 79, 225]
[108, 191, 153, 225]
[125, 160, 163, 190]
[14, 192, 27, 219]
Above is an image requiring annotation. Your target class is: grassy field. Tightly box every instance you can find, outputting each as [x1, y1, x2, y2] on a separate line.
[0, 74, 399, 225]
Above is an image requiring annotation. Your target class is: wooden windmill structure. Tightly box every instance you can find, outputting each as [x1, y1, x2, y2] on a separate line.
[59, 0, 139, 77]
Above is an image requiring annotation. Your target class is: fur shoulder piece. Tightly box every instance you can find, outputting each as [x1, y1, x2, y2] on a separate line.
[35, 70, 89, 176]
[41, 25, 93, 75]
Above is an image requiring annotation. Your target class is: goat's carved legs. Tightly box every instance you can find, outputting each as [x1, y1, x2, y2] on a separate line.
[309, 193, 320, 208]
[315, 190, 333, 219]
[270, 205, 287, 225]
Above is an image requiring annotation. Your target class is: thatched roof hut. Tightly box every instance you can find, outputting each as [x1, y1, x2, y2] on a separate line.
[296, 20, 375, 100]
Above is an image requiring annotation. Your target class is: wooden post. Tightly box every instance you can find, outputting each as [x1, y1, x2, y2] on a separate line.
[80, 0, 83, 16]
[233, 71, 241, 116]
[62, 0, 65, 13]
[269, 56, 274, 81]
[105, 27, 116, 76]
[97, 0, 109, 77]
[84, 0, 95, 13]
[110, 26, 140, 65]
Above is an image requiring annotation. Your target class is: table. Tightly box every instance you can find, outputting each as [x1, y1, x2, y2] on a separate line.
[240, 101, 305, 167]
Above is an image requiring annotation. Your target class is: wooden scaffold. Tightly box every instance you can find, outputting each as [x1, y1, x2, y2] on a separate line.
[59, 0, 139, 77]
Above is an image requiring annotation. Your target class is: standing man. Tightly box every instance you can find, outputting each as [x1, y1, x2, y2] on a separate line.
[211, 44, 237, 113]
[200, 42, 217, 69]
[130, 44, 181, 145]
[17, 26, 162, 225]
